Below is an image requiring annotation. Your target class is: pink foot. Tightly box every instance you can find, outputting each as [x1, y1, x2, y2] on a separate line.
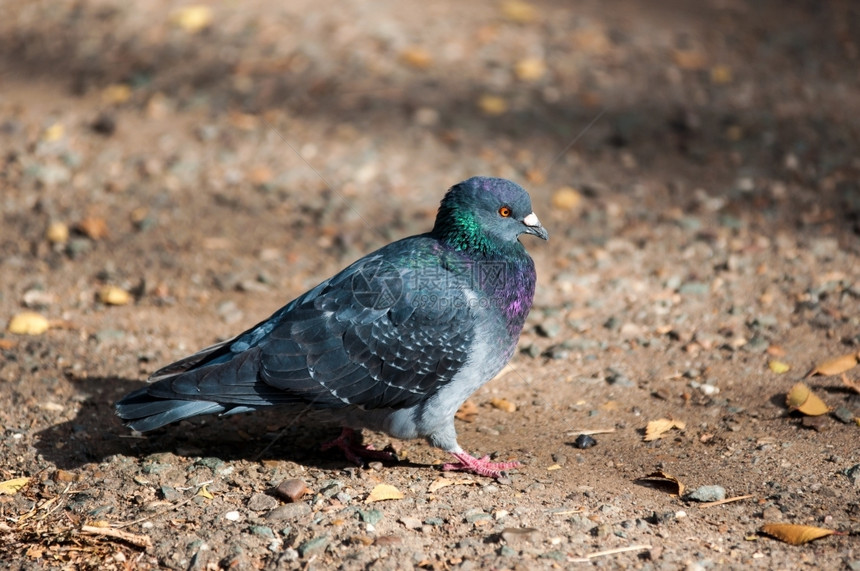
[321, 428, 398, 466]
[442, 451, 520, 480]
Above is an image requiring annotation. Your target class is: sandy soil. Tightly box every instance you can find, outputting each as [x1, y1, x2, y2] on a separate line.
[1, 0, 859, 569]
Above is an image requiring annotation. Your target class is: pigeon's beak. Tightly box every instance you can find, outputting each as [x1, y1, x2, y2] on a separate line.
[522, 212, 549, 241]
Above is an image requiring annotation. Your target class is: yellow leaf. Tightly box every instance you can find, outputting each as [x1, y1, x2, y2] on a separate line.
[8, 312, 50, 335]
[98, 286, 132, 306]
[768, 360, 790, 374]
[43, 123, 64, 142]
[760, 523, 836, 545]
[0, 477, 31, 495]
[786, 382, 830, 416]
[489, 397, 516, 412]
[455, 400, 479, 422]
[101, 84, 132, 105]
[478, 95, 508, 116]
[551, 187, 582, 211]
[427, 477, 477, 493]
[196, 485, 214, 499]
[710, 65, 732, 84]
[644, 418, 686, 441]
[636, 471, 685, 497]
[842, 374, 860, 395]
[514, 58, 546, 81]
[171, 5, 213, 33]
[807, 352, 859, 377]
[365, 483, 404, 503]
[501, 0, 537, 24]
[400, 47, 433, 70]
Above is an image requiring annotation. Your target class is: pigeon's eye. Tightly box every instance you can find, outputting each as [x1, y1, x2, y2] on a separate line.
[498, 206, 512, 218]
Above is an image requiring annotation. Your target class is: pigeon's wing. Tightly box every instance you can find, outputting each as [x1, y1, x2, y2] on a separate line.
[257, 250, 476, 410]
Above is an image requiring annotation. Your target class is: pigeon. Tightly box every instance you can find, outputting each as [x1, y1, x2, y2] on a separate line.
[116, 176, 548, 479]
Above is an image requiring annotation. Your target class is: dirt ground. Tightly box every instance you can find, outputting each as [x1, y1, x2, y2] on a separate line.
[2, 0, 860, 569]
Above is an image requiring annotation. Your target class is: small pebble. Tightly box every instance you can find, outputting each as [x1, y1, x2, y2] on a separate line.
[224, 510, 241, 521]
[274, 479, 310, 503]
[500, 527, 540, 545]
[247, 493, 278, 511]
[685, 486, 726, 503]
[833, 407, 855, 424]
[297, 535, 328, 558]
[266, 502, 311, 521]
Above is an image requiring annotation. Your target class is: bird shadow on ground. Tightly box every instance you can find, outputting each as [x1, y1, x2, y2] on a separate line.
[34, 375, 428, 473]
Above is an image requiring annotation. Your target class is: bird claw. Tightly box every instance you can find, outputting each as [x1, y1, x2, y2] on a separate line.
[321, 428, 399, 466]
[442, 452, 520, 481]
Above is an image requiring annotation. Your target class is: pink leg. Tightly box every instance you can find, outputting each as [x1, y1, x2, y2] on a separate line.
[321, 428, 398, 465]
[442, 451, 521, 479]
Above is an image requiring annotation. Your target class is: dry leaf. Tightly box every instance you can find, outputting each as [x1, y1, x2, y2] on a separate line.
[489, 397, 516, 413]
[98, 286, 132, 306]
[7, 312, 50, 335]
[171, 5, 213, 33]
[101, 84, 132, 105]
[196, 485, 214, 499]
[760, 523, 836, 545]
[0, 477, 30, 495]
[710, 65, 732, 84]
[45, 221, 69, 244]
[365, 483, 404, 503]
[551, 187, 582, 211]
[400, 47, 433, 69]
[637, 471, 685, 497]
[478, 95, 508, 116]
[514, 58, 546, 81]
[768, 360, 790, 374]
[807, 352, 859, 377]
[786, 382, 830, 416]
[501, 0, 538, 23]
[644, 418, 686, 441]
[43, 123, 64, 142]
[428, 477, 478, 493]
[455, 400, 479, 422]
[841, 374, 860, 395]
[76, 216, 109, 240]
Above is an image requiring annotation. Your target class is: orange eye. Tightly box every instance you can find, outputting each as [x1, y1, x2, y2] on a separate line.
[498, 206, 512, 218]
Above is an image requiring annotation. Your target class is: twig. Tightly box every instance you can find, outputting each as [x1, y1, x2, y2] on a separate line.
[81, 525, 152, 550]
[566, 428, 616, 436]
[569, 544, 652, 563]
[698, 494, 754, 509]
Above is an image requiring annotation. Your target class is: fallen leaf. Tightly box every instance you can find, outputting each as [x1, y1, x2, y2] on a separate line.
[0, 477, 30, 495]
[786, 382, 830, 416]
[489, 397, 516, 412]
[45, 221, 69, 244]
[76, 216, 109, 240]
[514, 58, 546, 81]
[427, 477, 478, 493]
[501, 0, 538, 23]
[478, 95, 508, 116]
[710, 65, 732, 84]
[101, 84, 132, 105]
[672, 49, 707, 70]
[365, 483, 404, 503]
[760, 523, 836, 545]
[644, 418, 686, 441]
[843, 374, 860, 394]
[98, 286, 132, 306]
[455, 400, 478, 422]
[196, 485, 214, 499]
[171, 5, 213, 33]
[400, 47, 433, 69]
[807, 352, 859, 377]
[0, 339, 17, 350]
[636, 471, 685, 497]
[551, 187, 582, 211]
[7, 312, 50, 335]
[43, 123, 64, 142]
[768, 360, 790, 374]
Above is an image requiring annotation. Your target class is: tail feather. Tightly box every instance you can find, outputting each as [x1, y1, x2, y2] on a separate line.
[115, 387, 227, 432]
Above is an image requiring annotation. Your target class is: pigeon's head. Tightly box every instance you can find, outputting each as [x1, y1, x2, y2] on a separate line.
[433, 176, 548, 253]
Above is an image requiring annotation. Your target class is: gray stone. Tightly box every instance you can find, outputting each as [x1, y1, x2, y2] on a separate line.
[265, 502, 311, 521]
[685, 485, 726, 502]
